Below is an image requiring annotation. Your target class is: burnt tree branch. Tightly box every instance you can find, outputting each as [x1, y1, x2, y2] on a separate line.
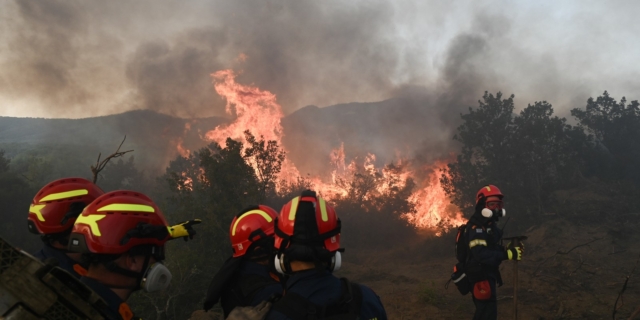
[534, 237, 604, 274]
[91, 136, 134, 184]
[613, 253, 640, 319]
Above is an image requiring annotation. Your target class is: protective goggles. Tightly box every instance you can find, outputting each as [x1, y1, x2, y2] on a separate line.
[485, 200, 504, 210]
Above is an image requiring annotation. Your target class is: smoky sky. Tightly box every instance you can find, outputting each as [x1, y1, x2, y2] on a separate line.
[1, 0, 640, 119]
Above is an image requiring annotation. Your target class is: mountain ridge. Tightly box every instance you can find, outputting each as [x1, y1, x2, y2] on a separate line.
[0, 98, 457, 174]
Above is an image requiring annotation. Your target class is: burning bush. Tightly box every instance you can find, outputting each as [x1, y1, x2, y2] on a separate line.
[331, 161, 418, 250]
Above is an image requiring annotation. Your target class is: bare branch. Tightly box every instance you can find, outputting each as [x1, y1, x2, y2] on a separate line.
[613, 253, 640, 319]
[557, 237, 603, 255]
[91, 136, 134, 184]
[628, 306, 640, 320]
[534, 237, 604, 274]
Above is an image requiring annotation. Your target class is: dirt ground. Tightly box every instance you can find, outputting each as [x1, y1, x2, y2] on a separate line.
[191, 214, 640, 320]
[338, 215, 640, 320]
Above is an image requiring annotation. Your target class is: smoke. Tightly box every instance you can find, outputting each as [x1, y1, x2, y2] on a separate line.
[1, 0, 639, 123]
[124, 0, 414, 117]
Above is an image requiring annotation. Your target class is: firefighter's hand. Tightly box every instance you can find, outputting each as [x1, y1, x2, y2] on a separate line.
[168, 219, 202, 241]
[506, 247, 523, 261]
[226, 301, 271, 320]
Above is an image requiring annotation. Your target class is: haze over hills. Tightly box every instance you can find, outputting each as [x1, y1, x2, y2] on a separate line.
[283, 96, 457, 177]
[0, 110, 228, 171]
[0, 97, 458, 174]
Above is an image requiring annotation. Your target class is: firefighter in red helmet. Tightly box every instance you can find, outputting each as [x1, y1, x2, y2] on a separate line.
[465, 185, 523, 320]
[262, 190, 387, 320]
[203, 205, 283, 317]
[28, 177, 105, 277]
[68, 190, 200, 320]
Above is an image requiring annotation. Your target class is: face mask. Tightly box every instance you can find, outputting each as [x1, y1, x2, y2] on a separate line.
[140, 262, 172, 292]
[481, 208, 506, 219]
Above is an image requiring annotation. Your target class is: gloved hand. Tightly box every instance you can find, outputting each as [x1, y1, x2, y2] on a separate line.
[226, 300, 272, 320]
[506, 246, 523, 261]
[168, 219, 202, 241]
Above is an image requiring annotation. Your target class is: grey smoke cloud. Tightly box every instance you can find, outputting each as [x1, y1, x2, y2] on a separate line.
[1, 0, 639, 120]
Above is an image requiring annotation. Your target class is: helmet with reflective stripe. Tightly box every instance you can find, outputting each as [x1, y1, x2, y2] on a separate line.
[229, 205, 278, 258]
[28, 177, 105, 235]
[476, 185, 503, 204]
[68, 190, 170, 255]
[274, 190, 341, 253]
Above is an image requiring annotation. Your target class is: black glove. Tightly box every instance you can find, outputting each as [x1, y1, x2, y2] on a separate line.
[120, 222, 171, 245]
[168, 219, 202, 241]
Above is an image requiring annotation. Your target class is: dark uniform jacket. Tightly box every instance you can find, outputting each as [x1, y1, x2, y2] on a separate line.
[466, 216, 506, 282]
[80, 277, 138, 320]
[33, 244, 83, 278]
[265, 269, 387, 320]
[221, 260, 283, 316]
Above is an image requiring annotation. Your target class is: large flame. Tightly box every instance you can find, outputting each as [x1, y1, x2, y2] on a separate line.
[204, 69, 301, 180]
[405, 160, 465, 232]
[200, 69, 463, 233]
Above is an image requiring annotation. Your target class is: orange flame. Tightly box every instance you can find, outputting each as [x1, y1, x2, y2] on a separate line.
[174, 122, 193, 158]
[203, 69, 301, 182]
[405, 160, 466, 233]
[196, 69, 462, 233]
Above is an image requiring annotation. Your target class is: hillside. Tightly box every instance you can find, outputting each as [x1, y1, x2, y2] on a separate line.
[0, 110, 227, 171]
[282, 96, 456, 176]
[0, 97, 458, 174]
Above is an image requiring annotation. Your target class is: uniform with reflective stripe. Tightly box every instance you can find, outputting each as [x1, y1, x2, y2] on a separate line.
[469, 239, 487, 248]
[466, 219, 505, 267]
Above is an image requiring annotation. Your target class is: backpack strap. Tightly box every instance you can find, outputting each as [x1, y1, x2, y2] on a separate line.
[237, 273, 278, 305]
[271, 277, 363, 320]
[271, 292, 320, 320]
[345, 278, 363, 318]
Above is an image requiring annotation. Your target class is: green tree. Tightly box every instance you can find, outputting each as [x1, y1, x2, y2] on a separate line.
[131, 136, 283, 319]
[97, 156, 152, 193]
[571, 91, 640, 184]
[510, 101, 590, 213]
[0, 150, 9, 173]
[441, 92, 515, 213]
[244, 130, 285, 200]
[0, 150, 39, 251]
[442, 92, 590, 218]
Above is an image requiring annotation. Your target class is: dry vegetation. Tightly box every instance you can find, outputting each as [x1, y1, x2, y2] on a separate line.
[188, 183, 640, 320]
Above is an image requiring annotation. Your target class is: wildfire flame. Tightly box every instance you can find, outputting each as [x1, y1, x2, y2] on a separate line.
[198, 69, 463, 233]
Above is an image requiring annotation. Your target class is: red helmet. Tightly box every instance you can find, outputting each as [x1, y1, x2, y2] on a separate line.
[476, 185, 504, 204]
[68, 190, 170, 255]
[229, 205, 278, 258]
[28, 177, 105, 235]
[274, 190, 341, 253]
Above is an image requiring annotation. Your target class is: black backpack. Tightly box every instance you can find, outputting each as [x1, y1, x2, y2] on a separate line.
[455, 223, 470, 265]
[270, 278, 363, 320]
[449, 224, 471, 295]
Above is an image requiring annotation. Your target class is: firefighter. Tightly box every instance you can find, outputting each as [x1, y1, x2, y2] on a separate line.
[466, 185, 523, 320]
[263, 190, 387, 320]
[68, 190, 200, 320]
[27, 177, 105, 277]
[203, 205, 283, 317]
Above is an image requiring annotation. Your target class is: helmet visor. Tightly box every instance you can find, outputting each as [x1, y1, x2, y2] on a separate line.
[485, 200, 504, 210]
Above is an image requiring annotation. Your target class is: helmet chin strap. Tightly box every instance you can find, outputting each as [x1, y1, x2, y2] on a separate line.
[104, 253, 152, 291]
